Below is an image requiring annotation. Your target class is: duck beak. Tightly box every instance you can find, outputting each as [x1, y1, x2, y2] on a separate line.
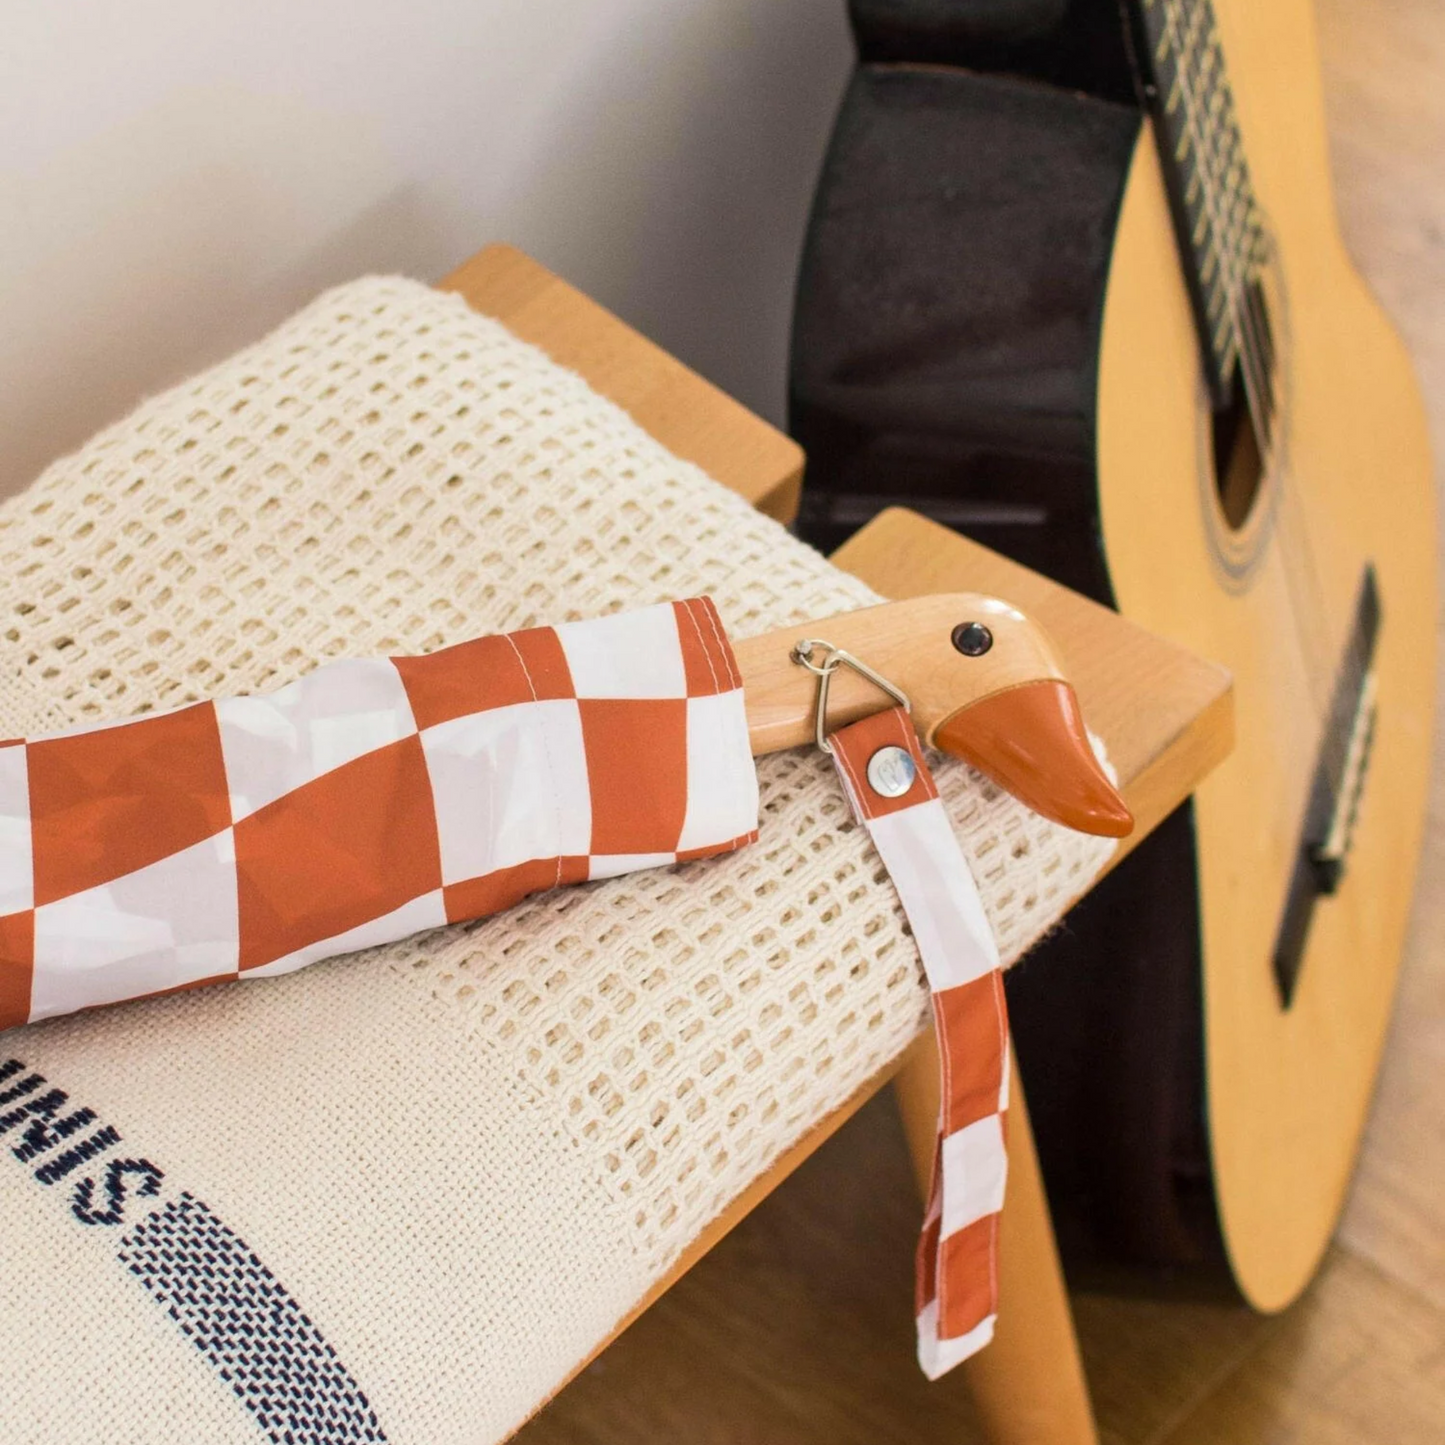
[933, 679, 1134, 838]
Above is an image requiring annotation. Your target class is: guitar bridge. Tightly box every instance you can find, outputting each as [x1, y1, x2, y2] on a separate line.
[1273, 566, 1381, 1006]
[1308, 670, 1378, 896]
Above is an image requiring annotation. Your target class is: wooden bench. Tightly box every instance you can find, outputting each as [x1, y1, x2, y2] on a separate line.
[441, 244, 1233, 1445]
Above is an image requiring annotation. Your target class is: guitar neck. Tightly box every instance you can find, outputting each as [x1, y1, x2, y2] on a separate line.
[1132, 0, 1263, 408]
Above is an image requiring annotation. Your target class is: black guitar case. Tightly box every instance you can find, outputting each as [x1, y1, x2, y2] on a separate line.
[790, 0, 1237, 1295]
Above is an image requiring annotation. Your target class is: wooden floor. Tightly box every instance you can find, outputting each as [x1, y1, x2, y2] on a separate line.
[515, 4, 1445, 1441]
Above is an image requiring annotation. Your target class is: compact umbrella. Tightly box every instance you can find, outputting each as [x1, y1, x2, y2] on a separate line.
[0, 590, 1128, 1374]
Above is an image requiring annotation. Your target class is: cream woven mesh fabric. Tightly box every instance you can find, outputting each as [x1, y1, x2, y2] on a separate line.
[0, 278, 1113, 1440]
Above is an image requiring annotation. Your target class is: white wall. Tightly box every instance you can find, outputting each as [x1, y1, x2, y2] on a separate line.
[0, 0, 852, 498]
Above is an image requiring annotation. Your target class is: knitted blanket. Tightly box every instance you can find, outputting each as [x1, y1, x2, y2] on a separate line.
[0, 278, 1113, 1444]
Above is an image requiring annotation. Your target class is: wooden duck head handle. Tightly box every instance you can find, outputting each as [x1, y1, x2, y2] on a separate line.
[735, 593, 1134, 839]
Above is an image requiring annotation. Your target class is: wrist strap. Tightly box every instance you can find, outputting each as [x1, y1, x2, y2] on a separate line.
[828, 705, 1009, 1379]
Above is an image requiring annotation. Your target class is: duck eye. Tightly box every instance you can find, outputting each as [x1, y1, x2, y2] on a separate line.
[951, 622, 993, 657]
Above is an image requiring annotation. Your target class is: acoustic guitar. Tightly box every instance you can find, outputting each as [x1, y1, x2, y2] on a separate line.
[790, 0, 1436, 1310]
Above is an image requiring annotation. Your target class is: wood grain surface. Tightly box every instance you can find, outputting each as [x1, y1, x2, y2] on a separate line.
[440, 244, 803, 522]
[830, 512, 1233, 871]
[514, 1, 1445, 1441]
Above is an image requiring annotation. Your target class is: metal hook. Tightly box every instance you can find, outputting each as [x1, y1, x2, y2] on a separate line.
[789, 639, 911, 755]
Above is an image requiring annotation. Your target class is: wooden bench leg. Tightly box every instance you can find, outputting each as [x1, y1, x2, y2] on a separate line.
[894, 1034, 1099, 1445]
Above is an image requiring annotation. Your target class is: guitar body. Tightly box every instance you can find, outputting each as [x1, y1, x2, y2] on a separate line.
[792, 0, 1436, 1309]
[1099, 0, 1435, 1310]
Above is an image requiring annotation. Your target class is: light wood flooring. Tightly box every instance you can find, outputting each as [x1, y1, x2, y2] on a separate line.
[515, 3, 1445, 1440]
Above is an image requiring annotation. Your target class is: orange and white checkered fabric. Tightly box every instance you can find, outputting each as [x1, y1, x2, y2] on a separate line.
[829, 707, 1009, 1378]
[0, 597, 758, 1031]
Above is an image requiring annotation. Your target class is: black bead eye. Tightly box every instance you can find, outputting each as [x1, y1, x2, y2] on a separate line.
[951, 621, 993, 657]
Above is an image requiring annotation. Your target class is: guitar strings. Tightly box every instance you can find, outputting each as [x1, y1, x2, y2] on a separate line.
[1168, 0, 1335, 708]
[1174, 0, 1360, 807]
[1157, 0, 1310, 584]
[1156, 0, 1336, 732]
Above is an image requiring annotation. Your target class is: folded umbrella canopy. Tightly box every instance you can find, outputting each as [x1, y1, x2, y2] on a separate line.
[0, 597, 757, 1027]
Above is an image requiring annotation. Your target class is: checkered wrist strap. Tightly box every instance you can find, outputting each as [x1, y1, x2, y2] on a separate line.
[0, 597, 759, 1031]
[829, 706, 1009, 1379]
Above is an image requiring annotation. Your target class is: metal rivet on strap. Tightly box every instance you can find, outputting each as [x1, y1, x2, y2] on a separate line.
[866, 745, 917, 799]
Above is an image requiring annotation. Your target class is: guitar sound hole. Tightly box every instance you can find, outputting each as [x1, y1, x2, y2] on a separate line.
[1212, 376, 1264, 530]
[1210, 279, 1276, 533]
